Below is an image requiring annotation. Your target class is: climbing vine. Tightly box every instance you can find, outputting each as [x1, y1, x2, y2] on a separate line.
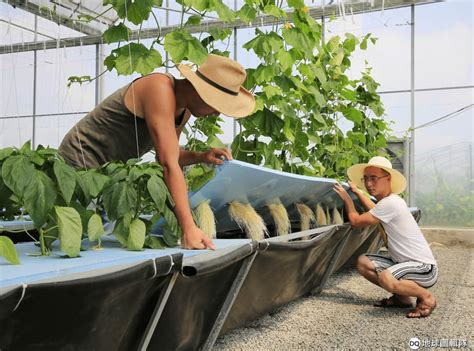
[69, 0, 391, 179]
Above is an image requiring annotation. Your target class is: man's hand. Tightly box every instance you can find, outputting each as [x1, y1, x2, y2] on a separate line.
[348, 181, 360, 194]
[333, 183, 351, 203]
[181, 225, 216, 250]
[202, 148, 233, 165]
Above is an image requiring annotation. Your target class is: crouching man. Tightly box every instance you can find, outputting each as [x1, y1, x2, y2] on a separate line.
[333, 156, 438, 318]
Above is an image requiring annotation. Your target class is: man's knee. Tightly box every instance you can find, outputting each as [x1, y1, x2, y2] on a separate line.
[356, 255, 374, 274]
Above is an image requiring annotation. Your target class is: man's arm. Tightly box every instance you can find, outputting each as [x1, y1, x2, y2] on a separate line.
[178, 147, 233, 167]
[333, 183, 380, 228]
[348, 181, 376, 211]
[139, 75, 215, 250]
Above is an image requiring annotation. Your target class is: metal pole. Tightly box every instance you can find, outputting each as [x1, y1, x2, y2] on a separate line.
[138, 272, 179, 351]
[409, 4, 415, 206]
[201, 251, 258, 350]
[95, 44, 100, 105]
[32, 15, 37, 148]
[233, 0, 238, 139]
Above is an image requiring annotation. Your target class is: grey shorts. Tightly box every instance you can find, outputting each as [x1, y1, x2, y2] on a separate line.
[365, 254, 439, 288]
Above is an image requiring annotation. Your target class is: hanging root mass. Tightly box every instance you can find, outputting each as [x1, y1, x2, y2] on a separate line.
[267, 200, 291, 236]
[296, 203, 315, 240]
[195, 200, 216, 239]
[315, 203, 327, 226]
[332, 206, 344, 225]
[229, 201, 268, 240]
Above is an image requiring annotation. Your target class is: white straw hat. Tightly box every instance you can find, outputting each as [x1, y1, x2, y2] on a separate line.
[347, 156, 407, 194]
[177, 54, 255, 118]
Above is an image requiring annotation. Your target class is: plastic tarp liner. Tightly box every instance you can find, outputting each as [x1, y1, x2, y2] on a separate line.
[147, 242, 258, 351]
[0, 254, 182, 351]
[333, 225, 381, 272]
[220, 225, 350, 334]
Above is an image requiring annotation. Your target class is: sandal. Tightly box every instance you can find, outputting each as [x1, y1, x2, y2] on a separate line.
[406, 300, 437, 318]
[374, 296, 413, 308]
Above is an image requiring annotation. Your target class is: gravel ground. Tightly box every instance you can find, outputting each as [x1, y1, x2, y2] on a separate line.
[214, 246, 474, 350]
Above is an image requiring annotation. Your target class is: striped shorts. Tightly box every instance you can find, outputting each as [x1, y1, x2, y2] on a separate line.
[365, 254, 439, 288]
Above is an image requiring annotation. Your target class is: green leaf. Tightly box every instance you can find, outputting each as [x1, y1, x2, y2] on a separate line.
[82, 171, 109, 198]
[263, 4, 286, 18]
[53, 159, 76, 205]
[329, 50, 344, 66]
[113, 213, 132, 247]
[55, 206, 82, 258]
[147, 175, 167, 212]
[185, 14, 202, 26]
[127, 218, 146, 250]
[238, 4, 256, 24]
[0, 147, 14, 161]
[250, 108, 284, 136]
[343, 107, 364, 124]
[102, 182, 137, 220]
[24, 170, 57, 227]
[20, 140, 31, 153]
[287, 0, 305, 9]
[88, 213, 105, 242]
[2, 155, 35, 196]
[114, 43, 162, 75]
[282, 27, 314, 56]
[103, 23, 131, 43]
[213, 0, 236, 22]
[208, 27, 232, 41]
[164, 29, 207, 65]
[0, 236, 20, 264]
[104, 0, 155, 25]
[144, 235, 166, 249]
[276, 49, 295, 72]
[207, 135, 226, 149]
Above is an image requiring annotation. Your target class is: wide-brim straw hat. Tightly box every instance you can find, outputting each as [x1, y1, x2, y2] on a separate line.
[347, 156, 407, 194]
[177, 54, 255, 118]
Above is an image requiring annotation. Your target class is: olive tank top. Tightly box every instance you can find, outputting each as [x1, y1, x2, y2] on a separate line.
[59, 73, 189, 169]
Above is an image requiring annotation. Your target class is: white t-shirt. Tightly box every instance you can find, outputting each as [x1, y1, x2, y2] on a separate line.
[369, 194, 437, 265]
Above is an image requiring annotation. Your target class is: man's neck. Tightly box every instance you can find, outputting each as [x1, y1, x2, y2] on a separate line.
[375, 190, 392, 201]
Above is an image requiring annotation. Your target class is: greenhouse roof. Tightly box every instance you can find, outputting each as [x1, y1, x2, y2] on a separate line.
[0, 0, 441, 54]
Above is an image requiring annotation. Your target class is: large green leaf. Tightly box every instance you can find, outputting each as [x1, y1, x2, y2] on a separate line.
[282, 27, 314, 56]
[250, 108, 284, 136]
[147, 175, 167, 212]
[55, 206, 82, 258]
[1, 155, 35, 197]
[103, 23, 131, 43]
[0, 236, 20, 264]
[114, 43, 162, 75]
[24, 170, 57, 227]
[88, 214, 105, 242]
[164, 29, 208, 65]
[238, 4, 256, 24]
[102, 182, 137, 220]
[0, 147, 14, 161]
[127, 218, 146, 251]
[104, 0, 155, 25]
[82, 171, 109, 198]
[343, 107, 364, 124]
[53, 159, 76, 205]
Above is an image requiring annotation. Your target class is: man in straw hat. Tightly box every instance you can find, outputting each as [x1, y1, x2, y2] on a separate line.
[333, 156, 438, 318]
[59, 54, 255, 250]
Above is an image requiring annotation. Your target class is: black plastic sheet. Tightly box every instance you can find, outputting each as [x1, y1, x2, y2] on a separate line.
[0, 254, 182, 351]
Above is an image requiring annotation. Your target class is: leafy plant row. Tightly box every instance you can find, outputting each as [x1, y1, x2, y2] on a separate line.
[0, 142, 181, 264]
